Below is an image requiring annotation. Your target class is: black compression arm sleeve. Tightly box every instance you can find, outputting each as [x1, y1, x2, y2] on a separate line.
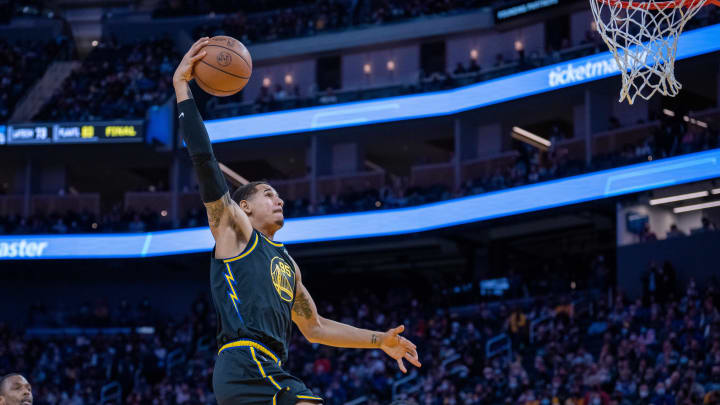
[177, 98, 228, 203]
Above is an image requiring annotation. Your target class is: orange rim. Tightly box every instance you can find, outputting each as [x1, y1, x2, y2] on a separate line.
[594, 0, 719, 9]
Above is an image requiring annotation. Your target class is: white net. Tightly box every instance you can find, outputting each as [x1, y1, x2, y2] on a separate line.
[589, 0, 709, 104]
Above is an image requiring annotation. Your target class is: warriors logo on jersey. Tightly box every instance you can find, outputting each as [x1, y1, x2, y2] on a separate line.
[270, 256, 294, 302]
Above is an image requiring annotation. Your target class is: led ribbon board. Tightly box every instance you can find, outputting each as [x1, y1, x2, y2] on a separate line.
[6, 121, 144, 145]
[205, 24, 720, 143]
[2, 149, 719, 260]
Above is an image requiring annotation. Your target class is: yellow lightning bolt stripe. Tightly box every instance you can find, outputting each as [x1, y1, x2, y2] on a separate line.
[267, 375, 282, 390]
[224, 263, 242, 319]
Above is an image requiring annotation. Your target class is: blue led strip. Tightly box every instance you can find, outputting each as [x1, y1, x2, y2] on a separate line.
[205, 24, 720, 143]
[1, 148, 719, 260]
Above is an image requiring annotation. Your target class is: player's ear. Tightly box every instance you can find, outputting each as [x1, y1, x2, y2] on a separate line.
[240, 199, 252, 215]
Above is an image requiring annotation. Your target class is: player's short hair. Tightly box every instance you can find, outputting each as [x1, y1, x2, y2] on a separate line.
[232, 181, 270, 204]
[0, 373, 21, 394]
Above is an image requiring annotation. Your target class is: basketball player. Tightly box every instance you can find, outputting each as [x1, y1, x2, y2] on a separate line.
[0, 374, 32, 405]
[173, 38, 422, 405]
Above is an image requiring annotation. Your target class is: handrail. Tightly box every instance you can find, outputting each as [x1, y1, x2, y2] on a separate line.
[99, 381, 121, 404]
[166, 348, 186, 373]
[441, 353, 461, 369]
[344, 395, 368, 405]
[529, 315, 554, 344]
[486, 332, 512, 362]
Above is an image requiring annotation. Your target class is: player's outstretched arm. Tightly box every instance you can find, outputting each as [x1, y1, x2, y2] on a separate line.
[173, 37, 253, 252]
[291, 261, 421, 373]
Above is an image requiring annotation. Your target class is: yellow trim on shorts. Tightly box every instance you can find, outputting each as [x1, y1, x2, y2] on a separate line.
[297, 394, 323, 401]
[217, 339, 280, 365]
[218, 339, 289, 396]
[272, 386, 291, 405]
[267, 375, 282, 390]
[222, 233, 259, 263]
[249, 347, 267, 378]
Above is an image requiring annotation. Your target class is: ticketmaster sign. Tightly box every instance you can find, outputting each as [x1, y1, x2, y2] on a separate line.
[0, 240, 49, 258]
[548, 57, 620, 87]
[205, 23, 720, 143]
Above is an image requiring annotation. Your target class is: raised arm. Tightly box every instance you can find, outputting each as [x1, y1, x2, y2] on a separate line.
[173, 38, 252, 255]
[290, 259, 421, 373]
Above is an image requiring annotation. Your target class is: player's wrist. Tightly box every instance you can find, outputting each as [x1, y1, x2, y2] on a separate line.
[174, 80, 193, 103]
[173, 79, 189, 91]
[378, 331, 388, 347]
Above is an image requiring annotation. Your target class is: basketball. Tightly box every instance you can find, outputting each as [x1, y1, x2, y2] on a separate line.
[193, 36, 252, 97]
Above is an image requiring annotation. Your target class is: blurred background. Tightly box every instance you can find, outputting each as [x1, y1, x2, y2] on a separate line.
[0, 0, 720, 404]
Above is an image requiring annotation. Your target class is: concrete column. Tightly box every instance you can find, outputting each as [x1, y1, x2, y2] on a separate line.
[463, 242, 490, 298]
[584, 90, 592, 165]
[35, 163, 66, 194]
[331, 142, 361, 174]
[23, 160, 31, 217]
[170, 153, 180, 226]
[717, 61, 720, 108]
[310, 135, 318, 207]
[314, 136, 332, 176]
[584, 87, 612, 165]
[454, 118, 462, 192]
[476, 123, 501, 157]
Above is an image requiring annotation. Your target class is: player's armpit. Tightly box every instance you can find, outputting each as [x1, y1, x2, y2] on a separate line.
[204, 192, 253, 244]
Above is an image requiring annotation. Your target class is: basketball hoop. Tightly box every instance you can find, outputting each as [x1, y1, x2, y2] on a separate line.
[590, 0, 720, 104]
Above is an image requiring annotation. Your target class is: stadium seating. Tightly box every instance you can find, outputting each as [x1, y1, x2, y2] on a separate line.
[157, 0, 487, 27]
[2, 262, 719, 404]
[33, 38, 180, 122]
[0, 37, 72, 122]
[1, 110, 716, 235]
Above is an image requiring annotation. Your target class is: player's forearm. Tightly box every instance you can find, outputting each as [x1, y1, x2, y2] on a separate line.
[175, 83, 228, 203]
[310, 317, 386, 349]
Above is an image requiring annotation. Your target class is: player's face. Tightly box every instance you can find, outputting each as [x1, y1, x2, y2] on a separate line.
[0, 375, 33, 405]
[250, 185, 284, 229]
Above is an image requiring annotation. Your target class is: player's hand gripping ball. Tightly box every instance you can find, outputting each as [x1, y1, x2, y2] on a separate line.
[192, 36, 252, 97]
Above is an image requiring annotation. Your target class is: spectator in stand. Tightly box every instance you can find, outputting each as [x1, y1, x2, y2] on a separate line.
[694, 217, 717, 233]
[127, 214, 146, 232]
[318, 87, 338, 104]
[34, 38, 180, 122]
[639, 222, 657, 242]
[468, 58, 481, 73]
[453, 62, 467, 75]
[2, 268, 720, 404]
[0, 37, 72, 121]
[666, 224, 686, 239]
[272, 83, 288, 101]
[494, 53, 505, 67]
[1, 114, 718, 235]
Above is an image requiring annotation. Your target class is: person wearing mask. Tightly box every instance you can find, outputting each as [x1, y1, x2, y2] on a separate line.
[650, 382, 674, 405]
[637, 384, 651, 405]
